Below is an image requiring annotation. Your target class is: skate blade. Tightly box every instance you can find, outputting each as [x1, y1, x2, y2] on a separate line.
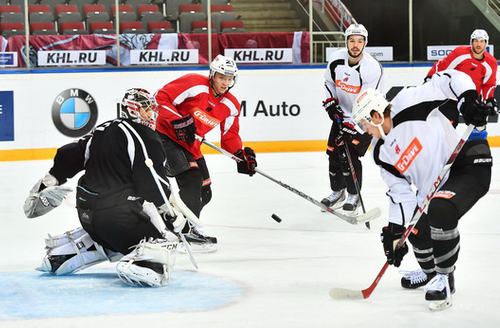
[428, 298, 453, 311]
[320, 203, 344, 213]
[178, 243, 217, 254]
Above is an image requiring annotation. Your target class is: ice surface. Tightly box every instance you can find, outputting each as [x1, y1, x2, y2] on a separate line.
[1, 149, 499, 327]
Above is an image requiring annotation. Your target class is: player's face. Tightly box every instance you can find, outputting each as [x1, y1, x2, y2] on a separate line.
[472, 39, 487, 55]
[139, 104, 158, 127]
[347, 35, 366, 58]
[211, 73, 234, 96]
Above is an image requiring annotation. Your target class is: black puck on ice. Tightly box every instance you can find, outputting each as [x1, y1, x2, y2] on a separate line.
[271, 214, 282, 223]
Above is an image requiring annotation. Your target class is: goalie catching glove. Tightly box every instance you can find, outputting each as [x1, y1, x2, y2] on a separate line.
[381, 223, 408, 267]
[234, 147, 257, 176]
[23, 173, 73, 219]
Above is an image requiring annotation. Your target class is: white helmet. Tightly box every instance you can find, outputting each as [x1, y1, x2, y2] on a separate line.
[209, 54, 238, 88]
[470, 29, 489, 45]
[345, 23, 368, 44]
[352, 88, 389, 138]
[120, 88, 158, 130]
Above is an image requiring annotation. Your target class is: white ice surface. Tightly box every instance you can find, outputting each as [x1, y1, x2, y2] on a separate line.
[1, 149, 499, 327]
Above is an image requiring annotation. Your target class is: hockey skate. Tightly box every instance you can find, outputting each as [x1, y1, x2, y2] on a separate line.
[400, 269, 436, 289]
[321, 190, 345, 212]
[178, 227, 217, 253]
[424, 272, 455, 311]
[342, 193, 360, 212]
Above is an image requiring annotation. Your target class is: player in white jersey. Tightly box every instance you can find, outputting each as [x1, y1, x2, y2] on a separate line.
[321, 23, 383, 212]
[352, 70, 492, 309]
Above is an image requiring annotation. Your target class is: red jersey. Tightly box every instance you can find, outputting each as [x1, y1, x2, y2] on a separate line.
[155, 73, 243, 159]
[426, 46, 498, 100]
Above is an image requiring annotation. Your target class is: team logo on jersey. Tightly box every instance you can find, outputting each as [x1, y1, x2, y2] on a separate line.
[52, 89, 98, 137]
[395, 145, 401, 155]
[432, 190, 456, 199]
[189, 107, 221, 128]
[395, 137, 422, 173]
[335, 80, 361, 94]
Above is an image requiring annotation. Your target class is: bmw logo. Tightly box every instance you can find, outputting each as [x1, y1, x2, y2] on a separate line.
[52, 89, 98, 137]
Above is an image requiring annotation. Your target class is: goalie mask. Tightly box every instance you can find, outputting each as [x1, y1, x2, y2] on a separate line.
[209, 54, 238, 90]
[352, 88, 389, 139]
[120, 88, 158, 130]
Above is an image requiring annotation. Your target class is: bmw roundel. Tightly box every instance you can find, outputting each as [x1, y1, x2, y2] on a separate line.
[52, 89, 98, 137]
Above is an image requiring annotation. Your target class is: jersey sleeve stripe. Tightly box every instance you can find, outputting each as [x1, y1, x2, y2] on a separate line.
[120, 121, 170, 205]
[118, 123, 136, 170]
[172, 84, 209, 106]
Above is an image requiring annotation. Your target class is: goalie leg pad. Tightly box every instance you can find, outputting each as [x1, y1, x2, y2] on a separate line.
[37, 227, 118, 275]
[116, 237, 178, 287]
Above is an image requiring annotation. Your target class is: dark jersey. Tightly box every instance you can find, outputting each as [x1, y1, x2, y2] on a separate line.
[49, 118, 170, 207]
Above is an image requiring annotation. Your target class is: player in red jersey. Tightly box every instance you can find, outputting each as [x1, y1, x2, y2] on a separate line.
[426, 29, 498, 125]
[154, 54, 257, 252]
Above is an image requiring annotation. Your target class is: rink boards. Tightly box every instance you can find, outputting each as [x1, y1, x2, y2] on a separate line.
[0, 64, 499, 161]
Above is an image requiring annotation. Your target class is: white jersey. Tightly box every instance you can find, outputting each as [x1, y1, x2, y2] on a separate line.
[372, 70, 476, 226]
[324, 48, 383, 124]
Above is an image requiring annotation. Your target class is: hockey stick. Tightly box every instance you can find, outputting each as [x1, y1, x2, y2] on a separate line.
[329, 124, 475, 300]
[335, 118, 370, 229]
[196, 135, 381, 225]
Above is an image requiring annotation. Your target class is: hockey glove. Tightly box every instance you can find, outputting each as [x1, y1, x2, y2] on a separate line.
[334, 122, 357, 146]
[381, 223, 408, 267]
[23, 173, 73, 219]
[323, 97, 343, 121]
[459, 90, 491, 128]
[172, 116, 196, 143]
[486, 97, 499, 115]
[234, 147, 257, 176]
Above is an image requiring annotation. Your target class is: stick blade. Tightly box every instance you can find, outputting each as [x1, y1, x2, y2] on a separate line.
[329, 287, 365, 300]
[356, 207, 382, 224]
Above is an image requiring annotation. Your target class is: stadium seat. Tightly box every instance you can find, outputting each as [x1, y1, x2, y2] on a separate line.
[10, 0, 38, 12]
[178, 4, 206, 34]
[30, 22, 58, 35]
[39, 0, 67, 15]
[56, 5, 84, 25]
[90, 21, 116, 34]
[29, 5, 55, 24]
[200, 0, 232, 12]
[60, 21, 88, 35]
[68, 0, 95, 14]
[0, 22, 25, 38]
[140, 11, 164, 32]
[111, 5, 137, 22]
[83, 5, 110, 24]
[166, 0, 192, 20]
[148, 21, 174, 34]
[0, 5, 21, 16]
[191, 20, 216, 34]
[120, 21, 146, 34]
[55, 5, 79, 17]
[0, 12, 24, 24]
[221, 20, 246, 33]
[137, 5, 161, 18]
[211, 5, 237, 32]
[97, 0, 120, 16]
[125, 0, 153, 12]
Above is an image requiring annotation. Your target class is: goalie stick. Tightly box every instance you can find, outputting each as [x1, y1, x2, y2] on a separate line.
[329, 124, 475, 300]
[195, 135, 381, 225]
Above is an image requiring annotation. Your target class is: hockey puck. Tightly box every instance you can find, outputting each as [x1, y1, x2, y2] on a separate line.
[271, 214, 282, 223]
